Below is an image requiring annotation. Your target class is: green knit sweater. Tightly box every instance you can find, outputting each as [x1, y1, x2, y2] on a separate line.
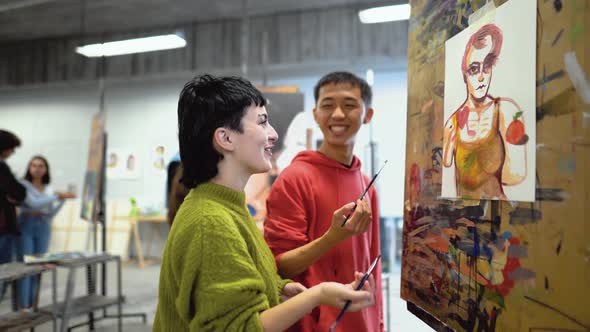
[153, 182, 290, 331]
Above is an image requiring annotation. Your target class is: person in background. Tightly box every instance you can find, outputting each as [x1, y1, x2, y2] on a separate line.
[165, 153, 181, 204]
[264, 71, 384, 332]
[18, 155, 75, 309]
[0, 130, 26, 302]
[167, 163, 189, 226]
[154, 74, 375, 331]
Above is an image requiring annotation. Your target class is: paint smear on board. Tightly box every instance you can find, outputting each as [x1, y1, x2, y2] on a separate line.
[508, 268, 536, 280]
[558, 156, 576, 174]
[510, 208, 543, 225]
[433, 81, 445, 98]
[551, 28, 564, 46]
[536, 188, 569, 201]
[569, 23, 583, 43]
[537, 89, 577, 121]
[553, 0, 562, 12]
[536, 69, 565, 86]
[564, 52, 590, 105]
[460, 205, 485, 218]
[508, 245, 528, 258]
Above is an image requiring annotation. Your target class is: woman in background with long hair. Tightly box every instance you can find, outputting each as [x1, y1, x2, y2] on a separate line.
[18, 155, 75, 309]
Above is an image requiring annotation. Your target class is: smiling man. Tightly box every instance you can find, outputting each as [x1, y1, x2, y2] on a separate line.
[264, 72, 384, 332]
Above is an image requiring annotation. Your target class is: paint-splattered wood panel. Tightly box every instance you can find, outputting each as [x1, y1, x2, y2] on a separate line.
[401, 0, 589, 331]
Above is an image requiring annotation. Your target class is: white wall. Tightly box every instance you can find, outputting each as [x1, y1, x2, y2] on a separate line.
[0, 84, 100, 193]
[103, 78, 185, 209]
[0, 77, 186, 211]
[0, 70, 407, 217]
[371, 71, 408, 217]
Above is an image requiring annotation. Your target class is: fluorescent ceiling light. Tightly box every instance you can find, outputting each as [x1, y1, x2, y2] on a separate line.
[76, 34, 186, 57]
[366, 69, 374, 86]
[358, 4, 411, 24]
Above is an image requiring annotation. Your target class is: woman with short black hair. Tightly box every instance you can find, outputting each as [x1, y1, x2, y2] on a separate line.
[154, 75, 375, 332]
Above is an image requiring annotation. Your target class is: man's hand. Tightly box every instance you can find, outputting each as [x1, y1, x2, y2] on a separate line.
[326, 199, 372, 242]
[281, 282, 307, 302]
[275, 199, 372, 279]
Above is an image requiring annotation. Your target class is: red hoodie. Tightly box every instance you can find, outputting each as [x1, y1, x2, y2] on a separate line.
[264, 151, 384, 332]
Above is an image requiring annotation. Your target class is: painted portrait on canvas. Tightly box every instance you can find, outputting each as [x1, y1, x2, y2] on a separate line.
[401, 0, 590, 331]
[442, 17, 536, 202]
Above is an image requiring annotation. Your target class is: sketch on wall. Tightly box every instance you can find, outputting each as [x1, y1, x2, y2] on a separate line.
[106, 148, 123, 179]
[106, 148, 141, 180]
[442, 1, 536, 202]
[151, 145, 167, 173]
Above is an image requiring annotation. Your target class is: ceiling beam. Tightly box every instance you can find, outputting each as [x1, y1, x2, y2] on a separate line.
[0, 0, 61, 12]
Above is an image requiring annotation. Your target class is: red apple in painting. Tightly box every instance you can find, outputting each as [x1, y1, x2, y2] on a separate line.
[506, 111, 526, 145]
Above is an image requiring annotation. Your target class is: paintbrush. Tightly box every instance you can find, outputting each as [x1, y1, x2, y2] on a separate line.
[328, 255, 382, 332]
[341, 160, 388, 227]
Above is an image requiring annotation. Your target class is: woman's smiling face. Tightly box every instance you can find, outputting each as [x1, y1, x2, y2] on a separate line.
[231, 105, 278, 174]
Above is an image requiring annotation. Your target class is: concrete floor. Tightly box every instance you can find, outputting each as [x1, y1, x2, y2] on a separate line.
[0, 262, 432, 332]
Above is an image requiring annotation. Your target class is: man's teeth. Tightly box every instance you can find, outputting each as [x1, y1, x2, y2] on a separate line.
[330, 126, 347, 133]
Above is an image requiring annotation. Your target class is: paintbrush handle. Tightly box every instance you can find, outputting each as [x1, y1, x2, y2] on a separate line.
[329, 272, 370, 330]
[329, 300, 351, 332]
[340, 203, 357, 227]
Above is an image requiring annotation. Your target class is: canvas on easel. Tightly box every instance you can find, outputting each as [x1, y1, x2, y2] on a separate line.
[401, 0, 589, 331]
[80, 111, 105, 222]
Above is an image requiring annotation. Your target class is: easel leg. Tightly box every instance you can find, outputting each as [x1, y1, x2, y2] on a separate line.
[131, 221, 144, 268]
